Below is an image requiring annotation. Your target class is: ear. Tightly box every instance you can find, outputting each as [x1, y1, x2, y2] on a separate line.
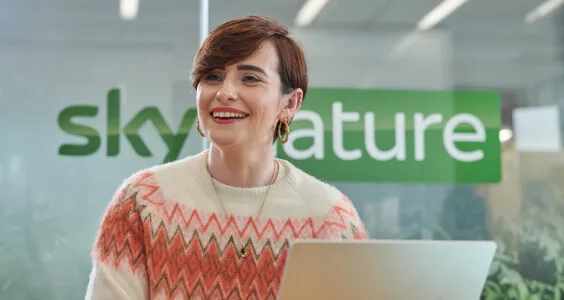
[279, 88, 303, 121]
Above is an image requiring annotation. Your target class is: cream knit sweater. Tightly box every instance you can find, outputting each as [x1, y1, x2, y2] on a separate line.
[85, 150, 368, 300]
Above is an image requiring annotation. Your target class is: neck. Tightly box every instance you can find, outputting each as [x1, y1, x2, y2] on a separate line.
[207, 144, 277, 188]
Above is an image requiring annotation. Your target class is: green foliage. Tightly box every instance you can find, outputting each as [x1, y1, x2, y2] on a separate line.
[395, 183, 564, 299]
[480, 181, 564, 300]
[482, 243, 564, 300]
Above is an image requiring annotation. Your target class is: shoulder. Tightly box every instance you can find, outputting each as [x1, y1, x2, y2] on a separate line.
[110, 151, 208, 207]
[280, 159, 369, 239]
[281, 159, 345, 208]
[140, 150, 207, 185]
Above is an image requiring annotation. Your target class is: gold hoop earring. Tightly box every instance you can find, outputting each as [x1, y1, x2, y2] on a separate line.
[277, 120, 289, 144]
[196, 119, 205, 137]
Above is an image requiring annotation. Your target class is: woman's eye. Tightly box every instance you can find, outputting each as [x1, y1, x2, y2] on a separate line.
[204, 74, 221, 81]
[243, 75, 260, 83]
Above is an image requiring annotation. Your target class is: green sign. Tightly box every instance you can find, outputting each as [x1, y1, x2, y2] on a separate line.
[57, 88, 500, 183]
[58, 88, 197, 162]
[276, 88, 501, 183]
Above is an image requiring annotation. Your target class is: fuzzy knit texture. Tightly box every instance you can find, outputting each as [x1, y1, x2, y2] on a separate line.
[84, 150, 369, 300]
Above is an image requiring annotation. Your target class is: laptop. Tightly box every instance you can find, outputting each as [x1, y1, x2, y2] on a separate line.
[277, 239, 497, 300]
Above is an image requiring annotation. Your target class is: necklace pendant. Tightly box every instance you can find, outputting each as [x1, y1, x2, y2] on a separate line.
[239, 246, 249, 258]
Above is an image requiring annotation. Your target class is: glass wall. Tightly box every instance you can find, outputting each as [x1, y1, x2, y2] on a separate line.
[0, 1, 203, 299]
[1, 0, 563, 299]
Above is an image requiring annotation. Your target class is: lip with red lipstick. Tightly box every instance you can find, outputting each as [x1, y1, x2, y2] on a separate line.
[210, 107, 249, 124]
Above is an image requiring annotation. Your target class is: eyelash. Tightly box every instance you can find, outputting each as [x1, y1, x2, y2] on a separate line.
[204, 74, 221, 81]
[243, 75, 260, 83]
[203, 73, 260, 83]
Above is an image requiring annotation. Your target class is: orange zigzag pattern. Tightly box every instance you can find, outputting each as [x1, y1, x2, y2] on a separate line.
[146, 226, 288, 299]
[95, 191, 147, 274]
[131, 171, 367, 240]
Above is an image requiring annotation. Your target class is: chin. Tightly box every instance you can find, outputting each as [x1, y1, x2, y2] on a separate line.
[208, 133, 244, 149]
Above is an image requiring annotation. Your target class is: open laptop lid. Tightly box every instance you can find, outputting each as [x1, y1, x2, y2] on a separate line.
[277, 239, 497, 300]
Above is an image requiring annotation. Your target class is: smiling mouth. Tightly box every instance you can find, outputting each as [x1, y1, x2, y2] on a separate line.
[211, 111, 249, 120]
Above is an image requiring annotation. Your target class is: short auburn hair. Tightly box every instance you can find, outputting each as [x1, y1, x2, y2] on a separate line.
[191, 15, 308, 143]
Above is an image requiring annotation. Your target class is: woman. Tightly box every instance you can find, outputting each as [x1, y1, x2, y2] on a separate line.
[85, 15, 368, 300]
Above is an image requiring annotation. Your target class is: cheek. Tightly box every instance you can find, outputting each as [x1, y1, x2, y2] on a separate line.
[252, 97, 279, 126]
[196, 87, 214, 116]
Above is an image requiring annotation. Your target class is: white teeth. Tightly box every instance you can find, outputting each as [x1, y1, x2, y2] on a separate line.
[212, 111, 248, 118]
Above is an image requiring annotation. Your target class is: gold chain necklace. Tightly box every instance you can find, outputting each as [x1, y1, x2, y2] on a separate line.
[206, 158, 278, 258]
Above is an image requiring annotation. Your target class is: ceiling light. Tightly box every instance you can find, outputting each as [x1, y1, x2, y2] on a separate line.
[525, 0, 564, 24]
[120, 0, 139, 21]
[295, 0, 330, 27]
[388, 32, 420, 60]
[417, 0, 468, 31]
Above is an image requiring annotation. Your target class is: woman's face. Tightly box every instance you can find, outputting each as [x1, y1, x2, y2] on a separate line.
[196, 41, 302, 149]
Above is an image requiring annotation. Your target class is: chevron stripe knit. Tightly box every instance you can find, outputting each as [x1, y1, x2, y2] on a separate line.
[85, 150, 368, 300]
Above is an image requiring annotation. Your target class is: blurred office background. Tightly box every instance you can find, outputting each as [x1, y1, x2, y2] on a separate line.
[1, 0, 564, 299]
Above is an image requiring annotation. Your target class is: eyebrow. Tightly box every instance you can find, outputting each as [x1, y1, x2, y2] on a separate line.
[237, 64, 269, 77]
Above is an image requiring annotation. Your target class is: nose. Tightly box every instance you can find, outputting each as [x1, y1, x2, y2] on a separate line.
[216, 78, 238, 102]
